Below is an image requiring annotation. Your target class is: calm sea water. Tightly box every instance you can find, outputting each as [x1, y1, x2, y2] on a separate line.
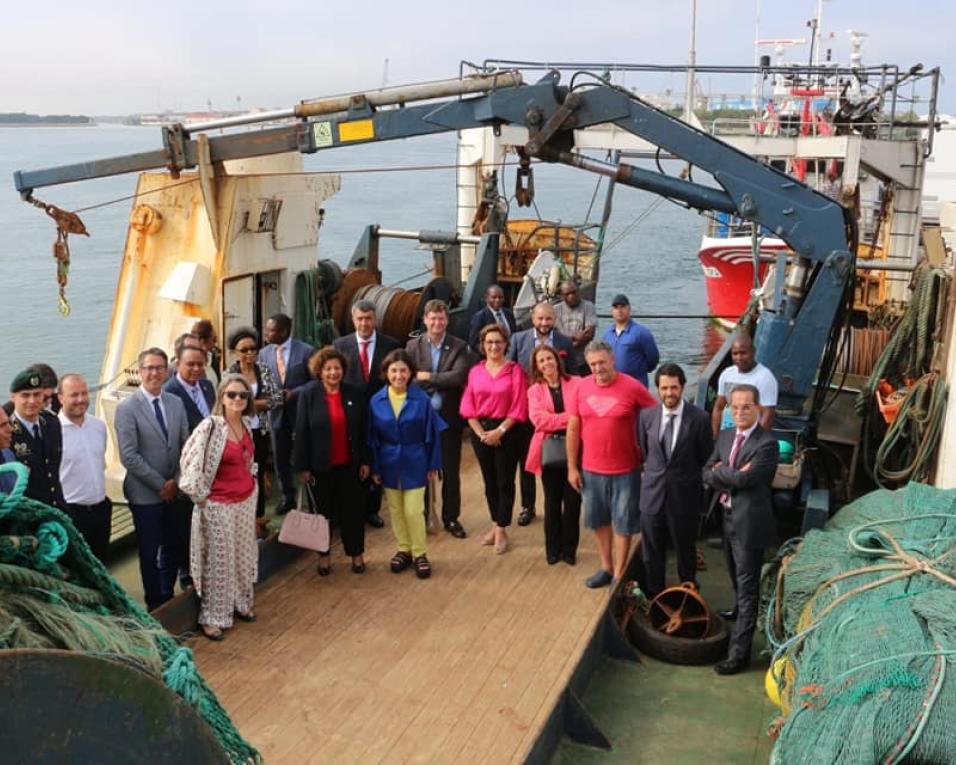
[0, 125, 718, 391]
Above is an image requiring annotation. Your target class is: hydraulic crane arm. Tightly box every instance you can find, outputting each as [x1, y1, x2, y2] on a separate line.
[12, 70, 852, 417]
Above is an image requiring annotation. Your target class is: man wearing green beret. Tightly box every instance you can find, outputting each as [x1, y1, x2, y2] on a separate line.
[4, 368, 68, 511]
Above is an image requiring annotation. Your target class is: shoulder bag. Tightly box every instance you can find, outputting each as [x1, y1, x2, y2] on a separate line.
[278, 483, 330, 552]
[541, 433, 567, 469]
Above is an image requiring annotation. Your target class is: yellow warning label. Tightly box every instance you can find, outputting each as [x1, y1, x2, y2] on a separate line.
[338, 119, 375, 142]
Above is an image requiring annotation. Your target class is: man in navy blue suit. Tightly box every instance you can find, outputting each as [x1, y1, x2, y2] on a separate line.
[260, 313, 315, 514]
[162, 346, 216, 434]
[468, 284, 517, 352]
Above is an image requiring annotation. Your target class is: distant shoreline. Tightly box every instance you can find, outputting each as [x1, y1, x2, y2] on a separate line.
[0, 122, 97, 128]
[0, 113, 94, 126]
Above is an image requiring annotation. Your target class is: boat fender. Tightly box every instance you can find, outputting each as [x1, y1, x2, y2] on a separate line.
[546, 265, 561, 296]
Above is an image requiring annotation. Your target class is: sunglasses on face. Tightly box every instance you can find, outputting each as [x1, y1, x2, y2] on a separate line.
[237, 347, 258, 354]
[224, 391, 250, 400]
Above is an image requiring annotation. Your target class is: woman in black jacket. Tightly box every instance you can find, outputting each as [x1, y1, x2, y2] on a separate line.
[293, 346, 370, 575]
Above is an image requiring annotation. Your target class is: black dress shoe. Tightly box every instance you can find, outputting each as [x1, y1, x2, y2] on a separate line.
[717, 608, 738, 621]
[517, 508, 535, 526]
[444, 520, 467, 539]
[366, 513, 385, 528]
[351, 562, 366, 574]
[547, 554, 561, 565]
[562, 553, 576, 566]
[714, 658, 748, 675]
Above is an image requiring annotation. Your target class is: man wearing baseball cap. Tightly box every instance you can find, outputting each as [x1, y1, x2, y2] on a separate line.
[3, 368, 67, 511]
[602, 294, 660, 389]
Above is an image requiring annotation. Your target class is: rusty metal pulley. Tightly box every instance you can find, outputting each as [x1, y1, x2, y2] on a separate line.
[648, 582, 712, 639]
[26, 195, 89, 316]
[514, 150, 535, 207]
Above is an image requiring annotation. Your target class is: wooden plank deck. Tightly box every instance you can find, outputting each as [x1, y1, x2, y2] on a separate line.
[190, 450, 613, 764]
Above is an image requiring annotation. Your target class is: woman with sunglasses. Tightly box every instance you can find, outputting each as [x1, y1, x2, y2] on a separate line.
[459, 324, 528, 554]
[227, 326, 282, 526]
[179, 374, 259, 641]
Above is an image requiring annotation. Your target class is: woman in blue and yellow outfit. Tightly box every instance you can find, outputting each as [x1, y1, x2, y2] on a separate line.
[368, 349, 446, 579]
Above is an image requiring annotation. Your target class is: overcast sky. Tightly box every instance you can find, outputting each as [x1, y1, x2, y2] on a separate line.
[3, 0, 951, 114]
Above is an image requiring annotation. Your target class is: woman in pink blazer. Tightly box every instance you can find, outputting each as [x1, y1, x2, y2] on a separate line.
[525, 345, 581, 565]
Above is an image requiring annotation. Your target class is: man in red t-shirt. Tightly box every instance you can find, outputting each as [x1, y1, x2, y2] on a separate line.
[568, 341, 657, 588]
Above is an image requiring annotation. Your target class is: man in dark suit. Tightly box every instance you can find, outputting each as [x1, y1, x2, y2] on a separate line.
[260, 313, 315, 514]
[637, 362, 714, 598]
[703, 383, 779, 675]
[508, 300, 574, 526]
[162, 346, 215, 433]
[5, 368, 68, 512]
[0, 406, 17, 495]
[114, 348, 191, 610]
[468, 284, 517, 352]
[405, 298, 475, 539]
[334, 299, 400, 527]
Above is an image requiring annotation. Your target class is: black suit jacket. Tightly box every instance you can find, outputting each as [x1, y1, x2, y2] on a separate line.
[293, 381, 369, 474]
[334, 332, 401, 400]
[6, 407, 67, 511]
[468, 305, 517, 351]
[404, 333, 475, 425]
[703, 425, 779, 549]
[638, 402, 713, 521]
[162, 376, 216, 433]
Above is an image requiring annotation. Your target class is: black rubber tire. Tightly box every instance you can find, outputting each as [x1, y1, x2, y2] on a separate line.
[627, 610, 730, 666]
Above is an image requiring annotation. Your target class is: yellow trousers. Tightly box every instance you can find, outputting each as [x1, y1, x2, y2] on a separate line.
[384, 487, 427, 558]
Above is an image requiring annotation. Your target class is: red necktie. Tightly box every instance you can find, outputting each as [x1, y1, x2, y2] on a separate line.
[719, 432, 746, 506]
[359, 340, 370, 382]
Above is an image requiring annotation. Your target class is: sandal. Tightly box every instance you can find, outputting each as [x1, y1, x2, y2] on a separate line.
[351, 557, 366, 574]
[390, 551, 412, 573]
[317, 552, 331, 576]
[235, 611, 257, 622]
[201, 625, 224, 641]
[413, 555, 432, 580]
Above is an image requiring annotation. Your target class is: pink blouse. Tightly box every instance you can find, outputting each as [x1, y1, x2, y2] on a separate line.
[459, 360, 528, 421]
[209, 432, 256, 503]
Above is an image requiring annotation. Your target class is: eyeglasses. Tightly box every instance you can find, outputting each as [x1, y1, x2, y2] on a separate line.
[224, 391, 250, 400]
[484, 340, 505, 346]
[140, 365, 167, 373]
[236, 347, 258, 354]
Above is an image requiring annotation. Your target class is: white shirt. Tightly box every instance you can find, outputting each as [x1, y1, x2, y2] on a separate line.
[138, 386, 168, 422]
[658, 399, 684, 454]
[717, 362, 778, 429]
[358, 331, 377, 369]
[58, 411, 107, 505]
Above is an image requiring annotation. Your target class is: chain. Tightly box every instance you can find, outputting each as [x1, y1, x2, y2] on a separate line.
[26, 195, 90, 316]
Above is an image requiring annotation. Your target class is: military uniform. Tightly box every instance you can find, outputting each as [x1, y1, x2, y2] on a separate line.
[5, 370, 68, 512]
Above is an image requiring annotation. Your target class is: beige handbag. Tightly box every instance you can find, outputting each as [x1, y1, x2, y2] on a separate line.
[278, 484, 330, 552]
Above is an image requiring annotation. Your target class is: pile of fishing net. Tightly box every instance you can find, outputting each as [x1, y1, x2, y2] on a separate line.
[764, 482, 956, 764]
[0, 462, 260, 764]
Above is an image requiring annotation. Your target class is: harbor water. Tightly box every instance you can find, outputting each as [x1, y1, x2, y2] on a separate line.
[0, 125, 719, 389]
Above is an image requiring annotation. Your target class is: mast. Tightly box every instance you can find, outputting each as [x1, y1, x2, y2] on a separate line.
[683, 0, 698, 121]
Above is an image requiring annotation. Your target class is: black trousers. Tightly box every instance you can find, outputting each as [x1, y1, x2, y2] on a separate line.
[270, 424, 296, 506]
[253, 428, 270, 518]
[515, 423, 536, 511]
[722, 511, 763, 662]
[640, 506, 698, 598]
[471, 428, 520, 527]
[541, 466, 581, 560]
[312, 463, 365, 557]
[437, 421, 463, 524]
[166, 498, 194, 587]
[66, 498, 113, 563]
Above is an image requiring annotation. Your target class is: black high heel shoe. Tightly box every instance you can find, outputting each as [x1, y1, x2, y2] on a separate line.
[317, 552, 331, 576]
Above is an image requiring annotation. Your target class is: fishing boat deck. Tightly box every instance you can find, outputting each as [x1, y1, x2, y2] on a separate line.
[189, 450, 612, 764]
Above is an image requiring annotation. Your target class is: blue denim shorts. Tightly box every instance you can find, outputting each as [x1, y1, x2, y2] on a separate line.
[581, 469, 641, 535]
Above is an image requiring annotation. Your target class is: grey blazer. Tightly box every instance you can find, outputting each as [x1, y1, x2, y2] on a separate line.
[638, 402, 713, 519]
[259, 338, 315, 430]
[114, 391, 190, 505]
[702, 425, 779, 549]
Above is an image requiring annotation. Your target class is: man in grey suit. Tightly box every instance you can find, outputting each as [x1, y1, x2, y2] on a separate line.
[508, 300, 574, 526]
[260, 313, 315, 514]
[405, 299, 475, 538]
[114, 348, 190, 610]
[703, 383, 779, 675]
[637, 362, 714, 598]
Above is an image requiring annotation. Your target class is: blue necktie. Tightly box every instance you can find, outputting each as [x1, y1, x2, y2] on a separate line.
[152, 398, 169, 440]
